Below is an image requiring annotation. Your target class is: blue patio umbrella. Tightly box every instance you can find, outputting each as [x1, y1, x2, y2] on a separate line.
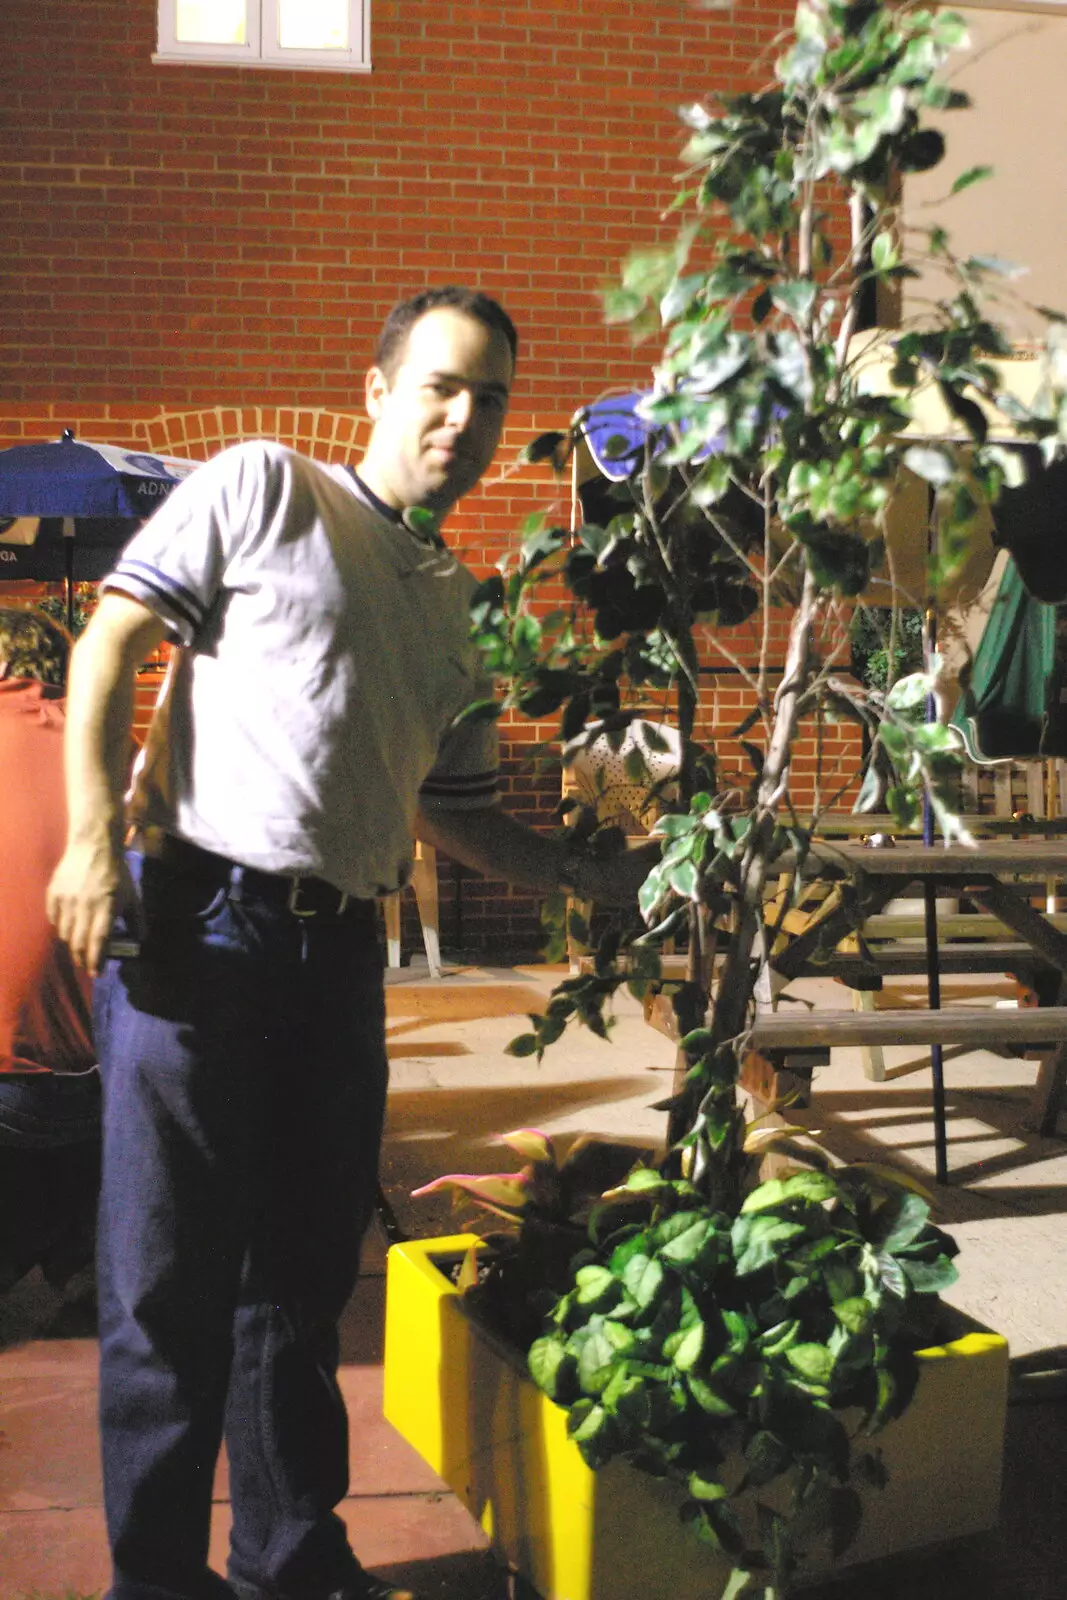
[0, 516, 142, 584]
[0, 431, 198, 626]
[577, 391, 720, 481]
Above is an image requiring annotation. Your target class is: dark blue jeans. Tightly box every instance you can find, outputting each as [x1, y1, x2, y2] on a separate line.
[0, 1069, 100, 1288]
[0, 1066, 100, 1148]
[94, 851, 389, 1600]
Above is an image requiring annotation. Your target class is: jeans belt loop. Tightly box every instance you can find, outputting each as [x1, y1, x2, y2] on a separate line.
[287, 877, 317, 918]
[286, 877, 350, 917]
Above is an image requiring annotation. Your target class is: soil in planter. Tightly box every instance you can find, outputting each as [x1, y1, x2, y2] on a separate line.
[445, 1221, 589, 1352]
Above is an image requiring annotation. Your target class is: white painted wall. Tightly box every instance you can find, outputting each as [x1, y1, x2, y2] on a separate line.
[901, 4, 1067, 338]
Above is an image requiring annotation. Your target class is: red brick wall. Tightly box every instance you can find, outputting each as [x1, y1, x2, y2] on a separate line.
[0, 0, 796, 414]
[1, 0, 866, 956]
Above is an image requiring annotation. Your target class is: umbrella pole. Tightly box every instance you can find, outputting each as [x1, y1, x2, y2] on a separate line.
[923, 781, 949, 1183]
[62, 517, 75, 633]
[923, 498, 949, 1185]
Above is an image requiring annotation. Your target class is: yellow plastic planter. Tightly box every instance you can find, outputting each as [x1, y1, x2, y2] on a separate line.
[383, 1235, 1008, 1600]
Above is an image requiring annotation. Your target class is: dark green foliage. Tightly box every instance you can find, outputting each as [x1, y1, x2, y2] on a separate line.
[35, 587, 96, 638]
[528, 1164, 957, 1586]
[851, 606, 924, 692]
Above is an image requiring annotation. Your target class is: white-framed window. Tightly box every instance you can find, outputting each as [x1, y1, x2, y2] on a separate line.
[155, 0, 370, 72]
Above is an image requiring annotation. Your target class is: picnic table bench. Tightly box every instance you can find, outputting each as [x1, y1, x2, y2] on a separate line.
[643, 987, 1067, 1149]
[629, 840, 1067, 1179]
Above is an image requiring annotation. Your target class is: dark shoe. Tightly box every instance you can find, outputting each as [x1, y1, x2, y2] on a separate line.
[231, 1574, 423, 1600]
[332, 1580, 423, 1600]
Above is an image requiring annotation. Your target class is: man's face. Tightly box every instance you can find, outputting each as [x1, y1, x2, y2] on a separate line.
[363, 307, 513, 513]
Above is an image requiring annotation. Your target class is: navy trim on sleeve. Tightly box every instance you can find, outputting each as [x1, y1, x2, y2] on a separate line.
[419, 767, 499, 803]
[107, 561, 206, 635]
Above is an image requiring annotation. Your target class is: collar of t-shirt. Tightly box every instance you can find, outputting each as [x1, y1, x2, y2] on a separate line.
[345, 470, 447, 551]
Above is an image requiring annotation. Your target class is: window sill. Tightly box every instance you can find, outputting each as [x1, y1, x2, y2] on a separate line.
[152, 51, 371, 72]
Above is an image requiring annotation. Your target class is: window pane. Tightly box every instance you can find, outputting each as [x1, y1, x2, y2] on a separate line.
[278, 0, 349, 50]
[175, 0, 247, 44]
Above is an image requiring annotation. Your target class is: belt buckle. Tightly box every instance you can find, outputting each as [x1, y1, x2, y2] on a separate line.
[287, 877, 318, 917]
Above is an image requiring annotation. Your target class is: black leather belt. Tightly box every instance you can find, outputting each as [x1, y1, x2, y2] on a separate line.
[153, 833, 363, 917]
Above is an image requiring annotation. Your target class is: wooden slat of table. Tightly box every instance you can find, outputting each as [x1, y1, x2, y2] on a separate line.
[820, 840, 1067, 877]
[860, 912, 1067, 938]
[634, 944, 1054, 980]
[748, 1005, 1067, 1050]
[813, 815, 1067, 838]
[825, 942, 1053, 976]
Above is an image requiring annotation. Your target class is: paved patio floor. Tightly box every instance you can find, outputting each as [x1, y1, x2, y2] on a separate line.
[1, 961, 1064, 1600]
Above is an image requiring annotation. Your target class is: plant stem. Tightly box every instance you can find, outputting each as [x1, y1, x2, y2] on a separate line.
[670, 568, 821, 1202]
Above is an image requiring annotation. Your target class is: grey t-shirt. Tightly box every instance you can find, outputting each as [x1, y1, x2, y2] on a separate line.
[103, 440, 498, 898]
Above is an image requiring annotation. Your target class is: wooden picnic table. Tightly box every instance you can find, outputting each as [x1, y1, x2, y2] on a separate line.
[772, 837, 1067, 1177]
[771, 840, 1067, 978]
[634, 836, 1067, 1183]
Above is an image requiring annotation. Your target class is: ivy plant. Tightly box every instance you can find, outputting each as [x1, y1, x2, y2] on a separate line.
[528, 1163, 958, 1593]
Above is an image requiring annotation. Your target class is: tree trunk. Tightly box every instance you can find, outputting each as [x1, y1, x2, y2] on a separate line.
[667, 568, 821, 1200]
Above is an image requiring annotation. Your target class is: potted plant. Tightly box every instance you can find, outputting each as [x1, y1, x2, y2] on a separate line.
[385, 3, 1066, 1594]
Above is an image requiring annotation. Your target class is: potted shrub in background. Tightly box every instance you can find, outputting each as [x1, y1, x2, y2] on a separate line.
[386, 3, 1067, 1595]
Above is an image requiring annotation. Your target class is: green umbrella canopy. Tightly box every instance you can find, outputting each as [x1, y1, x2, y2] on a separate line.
[950, 556, 1061, 763]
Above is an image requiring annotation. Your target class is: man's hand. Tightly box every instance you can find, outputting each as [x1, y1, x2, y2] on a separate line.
[47, 838, 135, 978]
[46, 592, 166, 977]
[575, 839, 660, 909]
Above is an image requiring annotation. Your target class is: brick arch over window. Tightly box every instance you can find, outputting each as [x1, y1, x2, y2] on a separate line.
[142, 407, 367, 463]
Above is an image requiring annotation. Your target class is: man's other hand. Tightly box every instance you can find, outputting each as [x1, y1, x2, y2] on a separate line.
[578, 839, 661, 908]
[47, 840, 135, 978]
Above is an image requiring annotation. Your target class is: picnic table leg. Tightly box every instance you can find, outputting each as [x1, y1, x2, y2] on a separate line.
[1034, 1041, 1067, 1137]
[770, 876, 899, 982]
[968, 881, 1067, 1138]
[851, 986, 886, 1082]
[738, 1050, 814, 1180]
[923, 873, 949, 1185]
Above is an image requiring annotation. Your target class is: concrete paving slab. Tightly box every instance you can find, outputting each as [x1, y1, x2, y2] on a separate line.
[1, 961, 1065, 1599]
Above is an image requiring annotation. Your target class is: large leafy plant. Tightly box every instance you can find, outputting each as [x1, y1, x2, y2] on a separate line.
[528, 1164, 958, 1594]
[450, 3, 1067, 1594]
[413, 1128, 655, 1346]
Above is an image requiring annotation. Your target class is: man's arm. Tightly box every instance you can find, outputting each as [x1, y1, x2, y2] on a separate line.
[47, 594, 168, 977]
[414, 804, 657, 908]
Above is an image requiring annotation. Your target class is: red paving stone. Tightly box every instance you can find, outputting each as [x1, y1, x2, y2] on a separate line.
[0, 1507, 111, 1598]
[0, 1270, 491, 1600]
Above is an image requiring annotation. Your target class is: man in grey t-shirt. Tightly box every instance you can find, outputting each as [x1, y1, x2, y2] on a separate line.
[47, 288, 645, 1600]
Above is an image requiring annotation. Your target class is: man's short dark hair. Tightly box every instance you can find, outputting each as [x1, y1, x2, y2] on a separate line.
[0, 606, 72, 687]
[375, 287, 518, 381]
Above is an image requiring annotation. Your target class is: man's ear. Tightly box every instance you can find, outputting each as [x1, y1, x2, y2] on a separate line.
[365, 365, 389, 421]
